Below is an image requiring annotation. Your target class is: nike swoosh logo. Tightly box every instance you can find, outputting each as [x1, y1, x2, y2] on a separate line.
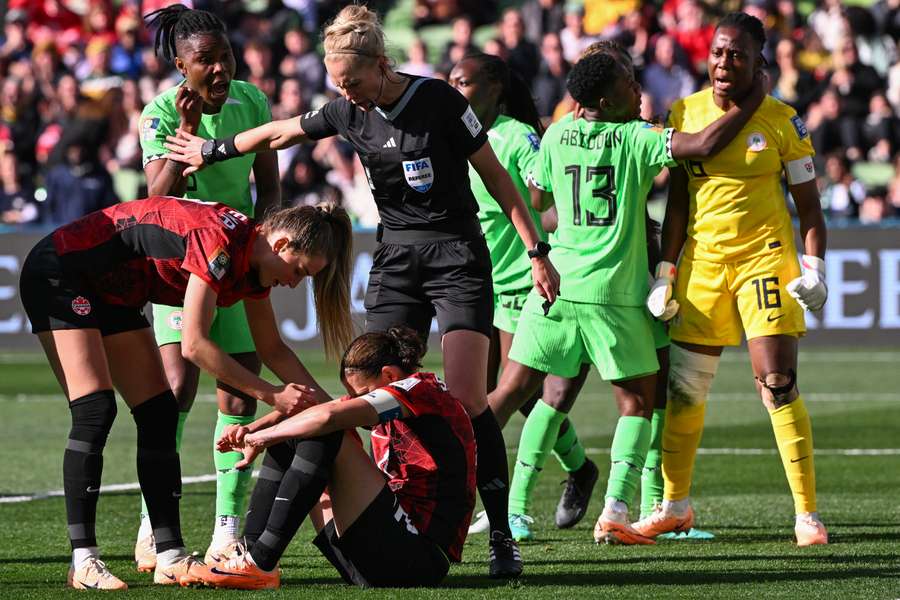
[275, 497, 290, 502]
[767, 314, 784, 322]
[210, 567, 250, 577]
[661, 448, 678, 454]
[163, 572, 176, 581]
[78, 580, 100, 589]
[86, 486, 100, 493]
[791, 455, 809, 463]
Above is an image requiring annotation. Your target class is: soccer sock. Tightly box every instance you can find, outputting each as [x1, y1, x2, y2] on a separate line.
[132, 391, 184, 553]
[250, 431, 344, 571]
[214, 412, 257, 522]
[552, 418, 587, 472]
[141, 411, 188, 520]
[769, 396, 817, 514]
[242, 442, 294, 545]
[509, 400, 567, 515]
[641, 409, 666, 518]
[661, 402, 706, 501]
[64, 390, 116, 550]
[605, 416, 651, 509]
[471, 407, 512, 538]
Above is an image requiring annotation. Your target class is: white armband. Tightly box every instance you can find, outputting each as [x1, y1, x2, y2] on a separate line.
[785, 156, 816, 185]
[361, 388, 403, 423]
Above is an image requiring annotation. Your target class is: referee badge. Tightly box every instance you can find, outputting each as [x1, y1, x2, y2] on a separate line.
[402, 157, 434, 193]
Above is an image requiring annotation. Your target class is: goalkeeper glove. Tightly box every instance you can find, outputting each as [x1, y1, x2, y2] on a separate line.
[646, 261, 679, 321]
[786, 255, 827, 312]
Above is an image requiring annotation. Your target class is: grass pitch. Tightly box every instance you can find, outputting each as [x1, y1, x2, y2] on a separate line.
[1, 347, 898, 599]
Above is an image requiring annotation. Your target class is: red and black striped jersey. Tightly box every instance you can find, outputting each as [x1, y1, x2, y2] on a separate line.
[369, 372, 476, 562]
[51, 196, 269, 308]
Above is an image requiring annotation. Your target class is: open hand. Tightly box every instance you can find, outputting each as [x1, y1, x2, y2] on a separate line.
[164, 128, 208, 177]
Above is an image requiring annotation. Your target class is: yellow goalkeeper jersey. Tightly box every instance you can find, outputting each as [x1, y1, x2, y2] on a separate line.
[668, 89, 815, 263]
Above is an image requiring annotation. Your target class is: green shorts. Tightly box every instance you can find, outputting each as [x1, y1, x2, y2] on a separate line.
[493, 288, 530, 335]
[152, 302, 256, 355]
[509, 293, 659, 381]
[651, 318, 670, 350]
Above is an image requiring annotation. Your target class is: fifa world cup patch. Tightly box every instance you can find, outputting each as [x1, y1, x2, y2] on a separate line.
[168, 310, 184, 330]
[746, 132, 767, 152]
[790, 115, 809, 139]
[402, 156, 434, 193]
[140, 117, 160, 142]
[526, 132, 541, 152]
[207, 247, 230, 280]
[71, 296, 92, 316]
[461, 105, 483, 137]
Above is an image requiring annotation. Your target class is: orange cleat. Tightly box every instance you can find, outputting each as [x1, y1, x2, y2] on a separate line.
[633, 504, 695, 538]
[594, 511, 656, 545]
[184, 550, 280, 590]
[154, 554, 208, 586]
[133, 531, 156, 573]
[67, 557, 128, 590]
[795, 513, 828, 547]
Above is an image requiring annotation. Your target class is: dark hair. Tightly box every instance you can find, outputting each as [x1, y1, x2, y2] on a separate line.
[463, 52, 544, 136]
[340, 326, 425, 379]
[144, 4, 227, 63]
[566, 52, 619, 108]
[716, 12, 766, 55]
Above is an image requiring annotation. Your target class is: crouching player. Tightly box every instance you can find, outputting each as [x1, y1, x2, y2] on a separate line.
[185, 327, 476, 589]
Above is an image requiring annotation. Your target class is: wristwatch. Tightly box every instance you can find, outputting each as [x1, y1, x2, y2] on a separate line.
[200, 138, 218, 165]
[527, 241, 551, 259]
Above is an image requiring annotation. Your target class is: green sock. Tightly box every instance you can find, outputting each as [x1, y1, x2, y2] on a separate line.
[509, 400, 567, 515]
[606, 416, 652, 509]
[552, 419, 587, 473]
[141, 411, 189, 518]
[640, 409, 666, 518]
[214, 411, 257, 517]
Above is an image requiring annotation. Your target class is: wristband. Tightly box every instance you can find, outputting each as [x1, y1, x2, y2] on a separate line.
[655, 261, 676, 281]
[201, 134, 243, 165]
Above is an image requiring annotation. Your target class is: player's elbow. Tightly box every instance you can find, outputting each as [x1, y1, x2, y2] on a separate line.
[180, 333, 205, 364]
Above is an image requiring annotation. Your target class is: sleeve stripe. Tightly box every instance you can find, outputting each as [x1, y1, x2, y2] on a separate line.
[785, 156, 816, 185]
[362, 388, 403, 423]
[665, 128, 674, 161]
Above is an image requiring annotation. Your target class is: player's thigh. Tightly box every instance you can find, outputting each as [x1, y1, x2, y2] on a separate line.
[441, 329, 490, 416]
[158, 343, 200, 410]
[103, 327, 171, 409]
[216, 352, 261, 416]
[327, 431, 389, 536]
[735, 249, 806, 341]
[509, 294, 585, 380]
[670, 256, 742, 347]
[489, 358, 547, 427]
[579, 304, 659, 382]
[542, 362, 591, 413]
[38, 329, 113, 401]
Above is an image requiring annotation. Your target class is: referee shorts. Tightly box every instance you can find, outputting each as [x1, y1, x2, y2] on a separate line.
[20, 235, 149, 336]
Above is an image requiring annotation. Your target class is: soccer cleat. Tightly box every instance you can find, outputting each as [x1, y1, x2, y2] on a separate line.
[154, 554, 208, 586]
[488, 531, 523, 578]
[509, 513, 535, 542]
[594, 510, 656, 545]
[795, 512, 828, 547]
[657, 528, 716, 540]
[555, 458, 599, 529]
[468, 510, 490, 535]
[633, 503, 694, 538]
[204, 536, 242, 564]
[68, 557, 128, 590]
[185, 550, 280, 589]
[133, 531, 156, 573]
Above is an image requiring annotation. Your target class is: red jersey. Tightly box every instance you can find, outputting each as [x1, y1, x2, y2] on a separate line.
[369, 372, 476, 562]
[51, 196, 269, 308]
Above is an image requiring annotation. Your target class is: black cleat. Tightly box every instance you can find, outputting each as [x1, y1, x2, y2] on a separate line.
[488, 531, 523, 579]
[555, 457, 599, 529]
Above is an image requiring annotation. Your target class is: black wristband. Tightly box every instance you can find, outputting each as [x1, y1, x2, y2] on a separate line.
[201, 134, 244, 165]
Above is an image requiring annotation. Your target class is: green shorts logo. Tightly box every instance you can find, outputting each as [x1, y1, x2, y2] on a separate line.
[168, 311, 184, 331]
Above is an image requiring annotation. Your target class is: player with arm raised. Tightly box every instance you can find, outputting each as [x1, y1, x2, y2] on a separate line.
[639, 13, 828, 546]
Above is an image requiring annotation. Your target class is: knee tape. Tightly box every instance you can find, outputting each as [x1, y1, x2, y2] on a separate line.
[668, 346, 721, 407]
[68, 390, 117, 449]
[757, 369, 796, 405]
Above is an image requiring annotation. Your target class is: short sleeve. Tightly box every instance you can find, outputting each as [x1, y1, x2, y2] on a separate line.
[514, 126, 541, 187]
[666, 99, 685, 131]
[139, 99, 176, 168]
[180, 228, 233, 295]
[251, 85, 272, 127]
[528, 128, 554, 192]
[441, 84, 489, 157]
[778, 108, 816, 162]
[628, 121, 678, 170]
[299, 99, 346, 140]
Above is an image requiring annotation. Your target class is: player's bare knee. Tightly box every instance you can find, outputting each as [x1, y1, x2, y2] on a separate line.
[667, 345, 721, 412]
[756, 370, 797, 408]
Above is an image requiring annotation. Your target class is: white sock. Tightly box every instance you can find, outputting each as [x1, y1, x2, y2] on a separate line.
[213, 515, 240, 541]
[663, 498, 690, 516]
[156, 547, 186, 568]
[796, 511, 820, 522]
[604, 497, 628, 516]
[72, 546, 99, 568]
[138, 514, 153, 539]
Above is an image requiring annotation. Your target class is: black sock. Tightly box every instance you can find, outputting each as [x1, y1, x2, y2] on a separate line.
[242, 442, 295, 545]
[65, 390, 117, 550]
[471, 408, 512, 538]
[132, 390, 183, 553]
[251, 431, 344, 571]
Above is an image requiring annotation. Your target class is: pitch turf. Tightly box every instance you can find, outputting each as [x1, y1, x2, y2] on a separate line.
[1, 347, 898, 599]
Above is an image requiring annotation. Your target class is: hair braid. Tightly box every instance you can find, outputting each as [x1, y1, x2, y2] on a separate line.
[144, 4, 226, 63]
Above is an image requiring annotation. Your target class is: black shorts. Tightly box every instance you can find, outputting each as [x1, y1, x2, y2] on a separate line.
[365, 225, 493, 339]
[19, 235, 149, 336]
[312, 486, 451, 588]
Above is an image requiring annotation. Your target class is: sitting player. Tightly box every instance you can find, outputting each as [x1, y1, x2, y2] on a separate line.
[183, 327, 476, 589]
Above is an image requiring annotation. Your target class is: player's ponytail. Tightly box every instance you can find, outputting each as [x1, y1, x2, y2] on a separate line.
[464, 52, 544, 136]
[260, 204, 354, 360]
[340, 326, 426, 379]
[144, 4, 226, 63]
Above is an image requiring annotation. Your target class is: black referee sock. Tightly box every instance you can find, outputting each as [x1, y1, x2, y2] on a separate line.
[471, 407, 513, 538]
[132, 390, 184, 553]
[251, 431, 344, 571]
[242, 442, 295, 545]
[64, 390, 117, 549]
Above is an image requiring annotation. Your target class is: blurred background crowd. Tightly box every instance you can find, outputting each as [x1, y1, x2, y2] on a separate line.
[1, 0, 899, 229]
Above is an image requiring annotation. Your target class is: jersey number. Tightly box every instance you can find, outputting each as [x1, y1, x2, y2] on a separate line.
[564, 164, 617, 226]
[752, 277, 781, 309]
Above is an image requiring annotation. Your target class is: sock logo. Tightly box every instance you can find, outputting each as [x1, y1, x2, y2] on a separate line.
[790, 455, 809, 463]
[86, 486, 100, 493]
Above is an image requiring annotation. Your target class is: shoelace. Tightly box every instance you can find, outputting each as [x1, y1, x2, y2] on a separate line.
[81, 557, 117, 581]
[510, 514, 535, 527]
[559, 475, 587, 506]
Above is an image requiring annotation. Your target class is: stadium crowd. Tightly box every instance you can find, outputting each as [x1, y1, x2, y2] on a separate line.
[1, 0, 899, 227]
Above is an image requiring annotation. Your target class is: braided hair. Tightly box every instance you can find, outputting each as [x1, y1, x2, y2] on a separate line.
[144, 4, 227, 63]
[462, 52, 544, 136]
[716, 12, 767, 56]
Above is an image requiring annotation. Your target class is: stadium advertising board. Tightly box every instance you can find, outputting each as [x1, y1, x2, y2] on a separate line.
[0, 228, 898, 349]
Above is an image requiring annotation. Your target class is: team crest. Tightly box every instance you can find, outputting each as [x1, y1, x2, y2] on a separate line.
[746, 132, 767, 152]
[71, 296, 92, 316]
[207, 247, 230, 280]
[140, 117, 160, 141]
[402, 157, 434, 193]
[168, 310, 184, 331]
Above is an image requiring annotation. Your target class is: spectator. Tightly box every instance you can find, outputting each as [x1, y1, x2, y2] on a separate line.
[0, 76, 40, 183]
[796, 28, 832, 79]
[282, 146, 336, 208]
[887, 59, 900, 114]
[642, 33, 695, 118]
[400, 37, 435, 78]
[0, 139, 37, 225]
[279, 26, 325, 106]
[77, 38, 124, 100]
[560, 4, 596, 64]
[521, 0, 566, 46]
[770, 38, 818, 115]
[0, 9, 31, 65]
[441, 16, 479, 70]
[820, 153, 865, 219]
[809, 0, 848, 52]
[862, 92, 899, 163]
[808, 88, 861, 163]
[533, 32, 570, 117]
[241, 39, 276, 99]
[110, 11, 144, 80]
[667, 0, 715, 76]
[483, 37, 508, 60]
[272, 78, 305, 179]
[859, 188, 892, 224]
[610, 9, 651, 73]
[499, 8, 541, 87]
[583, 0, 640, 36]
[887, 154, 900, 214]
[845, 5, 898, 79]
[823, 37, 884, 158]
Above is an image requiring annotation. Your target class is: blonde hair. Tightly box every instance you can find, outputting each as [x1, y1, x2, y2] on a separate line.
[260, 204, 355, 359]
[323, 5, 385, 61]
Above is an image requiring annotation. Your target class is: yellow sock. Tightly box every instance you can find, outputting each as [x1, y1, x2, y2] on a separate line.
[770, 396, 817, 513]
[661, 402, 706, 500]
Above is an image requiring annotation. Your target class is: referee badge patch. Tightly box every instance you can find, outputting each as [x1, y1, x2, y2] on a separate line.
[207, 247, 230, 281]
[402, 157, 434, 193]
[461, 106, 483, 137]
[790, 115, 809, 139]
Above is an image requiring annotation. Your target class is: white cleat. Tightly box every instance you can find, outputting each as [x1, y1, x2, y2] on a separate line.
[468, 510, 491, 534]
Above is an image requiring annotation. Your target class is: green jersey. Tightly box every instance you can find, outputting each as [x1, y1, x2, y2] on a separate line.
[140, 80, 271, 217]
[531, 116, 676, 305]
[469, 115, 547, 294]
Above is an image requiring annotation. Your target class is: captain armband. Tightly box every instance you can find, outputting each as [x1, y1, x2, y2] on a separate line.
[361, 388, 403, 423]
[785, 156, 816, 185]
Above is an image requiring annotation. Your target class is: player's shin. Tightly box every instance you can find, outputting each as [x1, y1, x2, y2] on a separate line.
[213, 412, 257, 537]
[769, 396, 817, 514]
[242, 442, 293, 546]
[472, 407, 513, 538]
[509, 401, 567, 517]
[641, 408, 666, 518]
[553, 419, 587, 472]
[606, 416, 652, 509]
